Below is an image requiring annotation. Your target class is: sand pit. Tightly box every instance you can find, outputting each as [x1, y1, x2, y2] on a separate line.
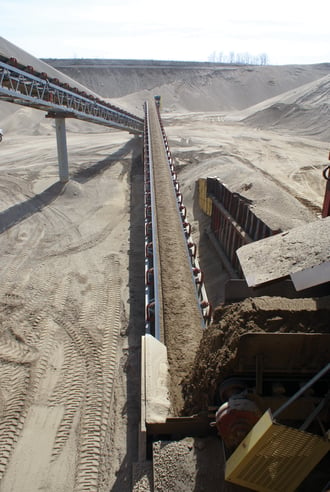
[1, 43, 329, 490]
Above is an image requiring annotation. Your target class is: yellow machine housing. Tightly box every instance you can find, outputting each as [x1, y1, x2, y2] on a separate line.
[225, 409, 330, 492]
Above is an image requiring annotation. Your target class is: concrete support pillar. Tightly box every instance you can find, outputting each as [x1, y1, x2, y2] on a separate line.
[55, 118, 69, 182]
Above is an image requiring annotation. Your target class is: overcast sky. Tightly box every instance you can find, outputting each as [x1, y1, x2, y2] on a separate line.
[2, 0, 329, 65]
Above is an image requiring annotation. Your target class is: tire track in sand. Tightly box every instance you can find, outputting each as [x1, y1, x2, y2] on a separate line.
[49, 255, 122, 491]
[0, 266, 72, 481]
[0, 365, 30, 478]
[228, 151, 322, 214]
[75, 254, 122, 492]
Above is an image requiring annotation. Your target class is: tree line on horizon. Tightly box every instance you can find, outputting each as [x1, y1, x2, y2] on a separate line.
[208, 51, 269, 65]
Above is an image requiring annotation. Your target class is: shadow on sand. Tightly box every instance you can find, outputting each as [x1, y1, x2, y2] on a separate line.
[0, 181, 66, 234]
[72, 138, 137, 183]
[110, 137, 146, 491]
[0, 138, 138, 234]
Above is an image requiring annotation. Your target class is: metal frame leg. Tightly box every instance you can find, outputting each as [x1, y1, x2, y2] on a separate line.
[55, 117, 69, 183]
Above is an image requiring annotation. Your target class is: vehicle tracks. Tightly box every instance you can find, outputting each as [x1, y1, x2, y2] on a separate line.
[228, 152, 322, 215]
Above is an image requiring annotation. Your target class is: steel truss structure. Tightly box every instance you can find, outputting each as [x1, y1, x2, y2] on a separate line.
[0, 60, 144, 134]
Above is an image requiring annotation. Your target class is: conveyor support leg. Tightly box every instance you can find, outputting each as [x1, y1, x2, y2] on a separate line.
[55, 118, 69, 183]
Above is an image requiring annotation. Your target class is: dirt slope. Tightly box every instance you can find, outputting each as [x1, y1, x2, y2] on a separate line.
[0, 37, 100, 97]
[240, 74, 330, 141]
[45, 58, 330, 111]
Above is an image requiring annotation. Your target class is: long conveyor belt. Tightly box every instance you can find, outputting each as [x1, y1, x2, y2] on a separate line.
[145, 99, 206, 413]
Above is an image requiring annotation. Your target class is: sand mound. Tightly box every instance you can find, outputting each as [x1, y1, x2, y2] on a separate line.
[111, 64, 330, 118]
[2, 36, 329, 139]
[2, 105, 54, 136]
[41, 57, 330, 140]
[0, 37, 101, 97]
[46, 59, 330, 112]
[1, 102, 116, 136]
[182, 296, 330, 414]
[240, 74, 330, 140]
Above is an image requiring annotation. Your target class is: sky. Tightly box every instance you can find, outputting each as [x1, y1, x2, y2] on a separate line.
[1, 0, 330, 65]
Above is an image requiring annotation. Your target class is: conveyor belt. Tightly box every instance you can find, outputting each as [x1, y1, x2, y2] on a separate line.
[144, 100, 208, 412]
[0, 57, 143, 134]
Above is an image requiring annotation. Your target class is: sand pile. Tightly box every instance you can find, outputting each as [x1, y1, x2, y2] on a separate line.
[182, 296, 330, 414]
[0, 36, 101, 97]
[45, 59, 330, 111]
[241, 74, 330, 141]
[2, 46, 329, 141]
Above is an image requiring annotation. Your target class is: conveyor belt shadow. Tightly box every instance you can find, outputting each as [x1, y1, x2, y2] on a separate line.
[72, 138, 136, 183]
[111, 136, 146, 491]
[0, 138, 137, 234]
[0, 181, 65, 234]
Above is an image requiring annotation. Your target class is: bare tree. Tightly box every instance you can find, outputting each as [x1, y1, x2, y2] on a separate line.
[208, 51, 217, 62]
[259, 53, 269, 65]
[208, 50, 269, 65]
[229, 51, 235, 64]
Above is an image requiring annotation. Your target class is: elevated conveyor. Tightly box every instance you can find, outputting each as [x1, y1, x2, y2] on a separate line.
[0, 53, 143, 181]
[0, 57, 143, 134]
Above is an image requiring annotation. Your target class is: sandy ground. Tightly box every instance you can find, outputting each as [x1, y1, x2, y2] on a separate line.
[0, 45, 329, 490]
[0, 117, 327, 491]
[0, 128, 145, 491]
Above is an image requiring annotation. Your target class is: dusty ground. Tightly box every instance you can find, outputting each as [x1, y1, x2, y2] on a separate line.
[0, 39, 329, 491]
[0, 129, 145, 491]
